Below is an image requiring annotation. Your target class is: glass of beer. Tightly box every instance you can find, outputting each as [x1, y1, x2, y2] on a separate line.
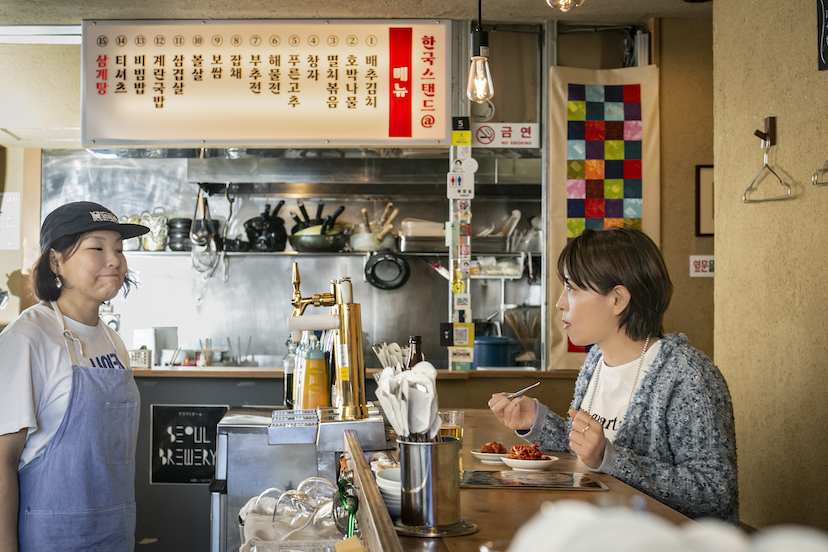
[438, 410, 464, 443]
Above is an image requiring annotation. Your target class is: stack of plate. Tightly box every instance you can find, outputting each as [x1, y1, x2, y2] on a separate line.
[375, 468, 401, 519]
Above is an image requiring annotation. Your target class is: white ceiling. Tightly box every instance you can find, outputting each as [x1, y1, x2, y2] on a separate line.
[0, 0, 711, 26]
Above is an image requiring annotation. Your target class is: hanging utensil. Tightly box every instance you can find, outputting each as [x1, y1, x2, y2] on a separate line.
[190, 191, 211, 246]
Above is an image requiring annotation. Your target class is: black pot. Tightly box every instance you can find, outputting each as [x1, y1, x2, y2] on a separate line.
[225, 237, 250, 252]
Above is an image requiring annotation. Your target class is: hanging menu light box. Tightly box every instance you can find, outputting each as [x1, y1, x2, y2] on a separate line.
[81, 20, 451, 147]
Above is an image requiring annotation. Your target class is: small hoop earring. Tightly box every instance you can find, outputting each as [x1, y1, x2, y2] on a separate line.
[55, 275, 62, 289]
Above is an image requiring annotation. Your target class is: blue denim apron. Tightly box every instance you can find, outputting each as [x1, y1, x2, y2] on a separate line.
[17, 301, 139, 552]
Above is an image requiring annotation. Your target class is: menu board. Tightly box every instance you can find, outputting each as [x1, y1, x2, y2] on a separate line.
[81, 20, 451, 147]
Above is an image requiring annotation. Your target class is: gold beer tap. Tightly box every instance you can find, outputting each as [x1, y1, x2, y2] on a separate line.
[290, 262, 335, 316]
[288, 263, 368, 420]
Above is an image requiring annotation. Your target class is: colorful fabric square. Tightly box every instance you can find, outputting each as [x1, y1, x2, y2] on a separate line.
[605, 141, 624, 160]
[567, 160, 585, 179]
[568, 101, 586, 121]
[585, 122, 605, 141]
[623, 199, 643, 218]
[586, 102, 604, 121]
[605, 199, 624, 218]
[568, 84, 586, 101]
[604, 180, 623, 199]
[567, 199, 585, 218]
[568, 140, 586, 159]
[565, 82, 643, 239]
[567, 218, 585, 238]
[568, 121, 586, 139]
[586, 141, 604, 159]
[567, 179, 586, 198]
[586, 180, 604, 198]
[585, 85, 604, 102]
[624, 121, 642, 140]
[585, 160, 604, 180]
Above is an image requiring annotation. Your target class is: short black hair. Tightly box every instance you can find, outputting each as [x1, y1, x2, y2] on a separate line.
[29, 231, 138, 302]
[556, 227, 672, 341]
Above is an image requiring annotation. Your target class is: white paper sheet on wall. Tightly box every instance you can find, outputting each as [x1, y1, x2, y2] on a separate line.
[0, 193, 21, 250]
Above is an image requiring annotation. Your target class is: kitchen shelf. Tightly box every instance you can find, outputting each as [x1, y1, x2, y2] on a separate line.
[125, 250, 535, 258]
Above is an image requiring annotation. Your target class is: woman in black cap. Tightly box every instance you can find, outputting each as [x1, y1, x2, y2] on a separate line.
[0, 201, 149, 552]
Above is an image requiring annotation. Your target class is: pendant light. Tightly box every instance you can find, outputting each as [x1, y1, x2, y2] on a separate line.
[466, 0, 494, 103]
[546, 0, 586, 13]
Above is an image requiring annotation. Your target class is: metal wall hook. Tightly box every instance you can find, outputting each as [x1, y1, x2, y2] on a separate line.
[812, 159, 828, 186]
[743, 140, 792, 203]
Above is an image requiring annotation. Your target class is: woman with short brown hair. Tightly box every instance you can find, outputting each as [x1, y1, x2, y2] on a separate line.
[489, 227, 738, 523]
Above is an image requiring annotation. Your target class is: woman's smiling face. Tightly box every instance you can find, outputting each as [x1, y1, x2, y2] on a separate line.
[52, 231, 127, 305]
[555, 275, 620, 348]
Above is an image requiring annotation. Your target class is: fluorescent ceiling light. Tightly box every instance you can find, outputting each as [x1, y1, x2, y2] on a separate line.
[0, 25, 81, 45]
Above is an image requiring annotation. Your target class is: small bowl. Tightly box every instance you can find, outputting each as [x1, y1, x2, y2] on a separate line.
[501, 456, 559, 472]
[376, 478, 401, 495]
[376, 467, 400, 484]
[471, 450, 508, 464]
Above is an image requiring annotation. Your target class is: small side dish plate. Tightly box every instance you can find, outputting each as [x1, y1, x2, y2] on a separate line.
[471, 450, 508, 464]
[502, 456, 559, 471]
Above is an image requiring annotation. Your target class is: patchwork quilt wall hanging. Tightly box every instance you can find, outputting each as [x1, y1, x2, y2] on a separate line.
[547, 65, 660, 369]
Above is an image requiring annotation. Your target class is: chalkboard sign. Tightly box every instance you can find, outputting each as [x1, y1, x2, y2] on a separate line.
[150, 404, 228, 484]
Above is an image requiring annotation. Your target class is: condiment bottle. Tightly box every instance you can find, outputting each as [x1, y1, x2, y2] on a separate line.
[283, 338, 296, 409]
[302, 336, 329, 409]
[406, 335, 424, 370]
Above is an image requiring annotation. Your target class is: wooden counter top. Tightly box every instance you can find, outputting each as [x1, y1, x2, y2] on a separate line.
[132, 367, 285, 378]
[397, 409, 691, 552]
[133, 367, 579, 380]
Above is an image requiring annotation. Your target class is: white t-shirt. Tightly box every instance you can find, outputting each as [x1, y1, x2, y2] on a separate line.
[0, 303, 131, 469]
[581, 340, 662, 442]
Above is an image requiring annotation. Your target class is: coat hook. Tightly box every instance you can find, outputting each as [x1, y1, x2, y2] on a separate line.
[754, 117, 776, 147]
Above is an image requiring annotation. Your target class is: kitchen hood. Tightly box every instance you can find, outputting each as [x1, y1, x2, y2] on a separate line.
[83, 147, 542, 198]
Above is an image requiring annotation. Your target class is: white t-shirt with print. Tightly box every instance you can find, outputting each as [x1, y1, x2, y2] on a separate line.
[581, 340, 662, 443]
[0, 303, 131, 469]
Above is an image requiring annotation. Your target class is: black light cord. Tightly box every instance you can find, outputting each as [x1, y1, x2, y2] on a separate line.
[477, 0, 482, 32]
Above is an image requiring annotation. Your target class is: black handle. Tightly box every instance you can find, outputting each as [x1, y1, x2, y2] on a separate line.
[290, 211, 303, 227]
[315, 202, 325, 221]
[320, 215, 333, 235]
[270, 200, 285, 218]
[329, 205, 345, 227]
[297, 200, 311, 224]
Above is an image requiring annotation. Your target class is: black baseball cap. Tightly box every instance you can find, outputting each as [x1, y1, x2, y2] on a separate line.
[40, 201, 150, 253]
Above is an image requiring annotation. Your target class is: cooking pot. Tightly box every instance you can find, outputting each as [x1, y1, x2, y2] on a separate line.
[288, 233, 348, 253]
[349, 225, 395, 252]
[244, 201, 287, 252]
[471, 336, 520, 370]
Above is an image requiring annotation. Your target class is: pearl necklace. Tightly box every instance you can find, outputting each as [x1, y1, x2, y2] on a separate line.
[585, 334, 651, 416]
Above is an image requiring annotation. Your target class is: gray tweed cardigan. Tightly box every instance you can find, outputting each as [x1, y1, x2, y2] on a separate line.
[519, 333, 739, 524]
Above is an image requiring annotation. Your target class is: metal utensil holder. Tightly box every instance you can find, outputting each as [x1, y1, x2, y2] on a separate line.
[394, 437, 478, 538]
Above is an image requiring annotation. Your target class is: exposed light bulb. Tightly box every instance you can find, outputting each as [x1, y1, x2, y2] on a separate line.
[546, 0, 586, 13]
[467, 28, 494, 103]
[467, 57, 494, 103]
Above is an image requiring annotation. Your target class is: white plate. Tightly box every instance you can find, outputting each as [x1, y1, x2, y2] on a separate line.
[471, 450, 508, 464]
[501, 456, 559, 471]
